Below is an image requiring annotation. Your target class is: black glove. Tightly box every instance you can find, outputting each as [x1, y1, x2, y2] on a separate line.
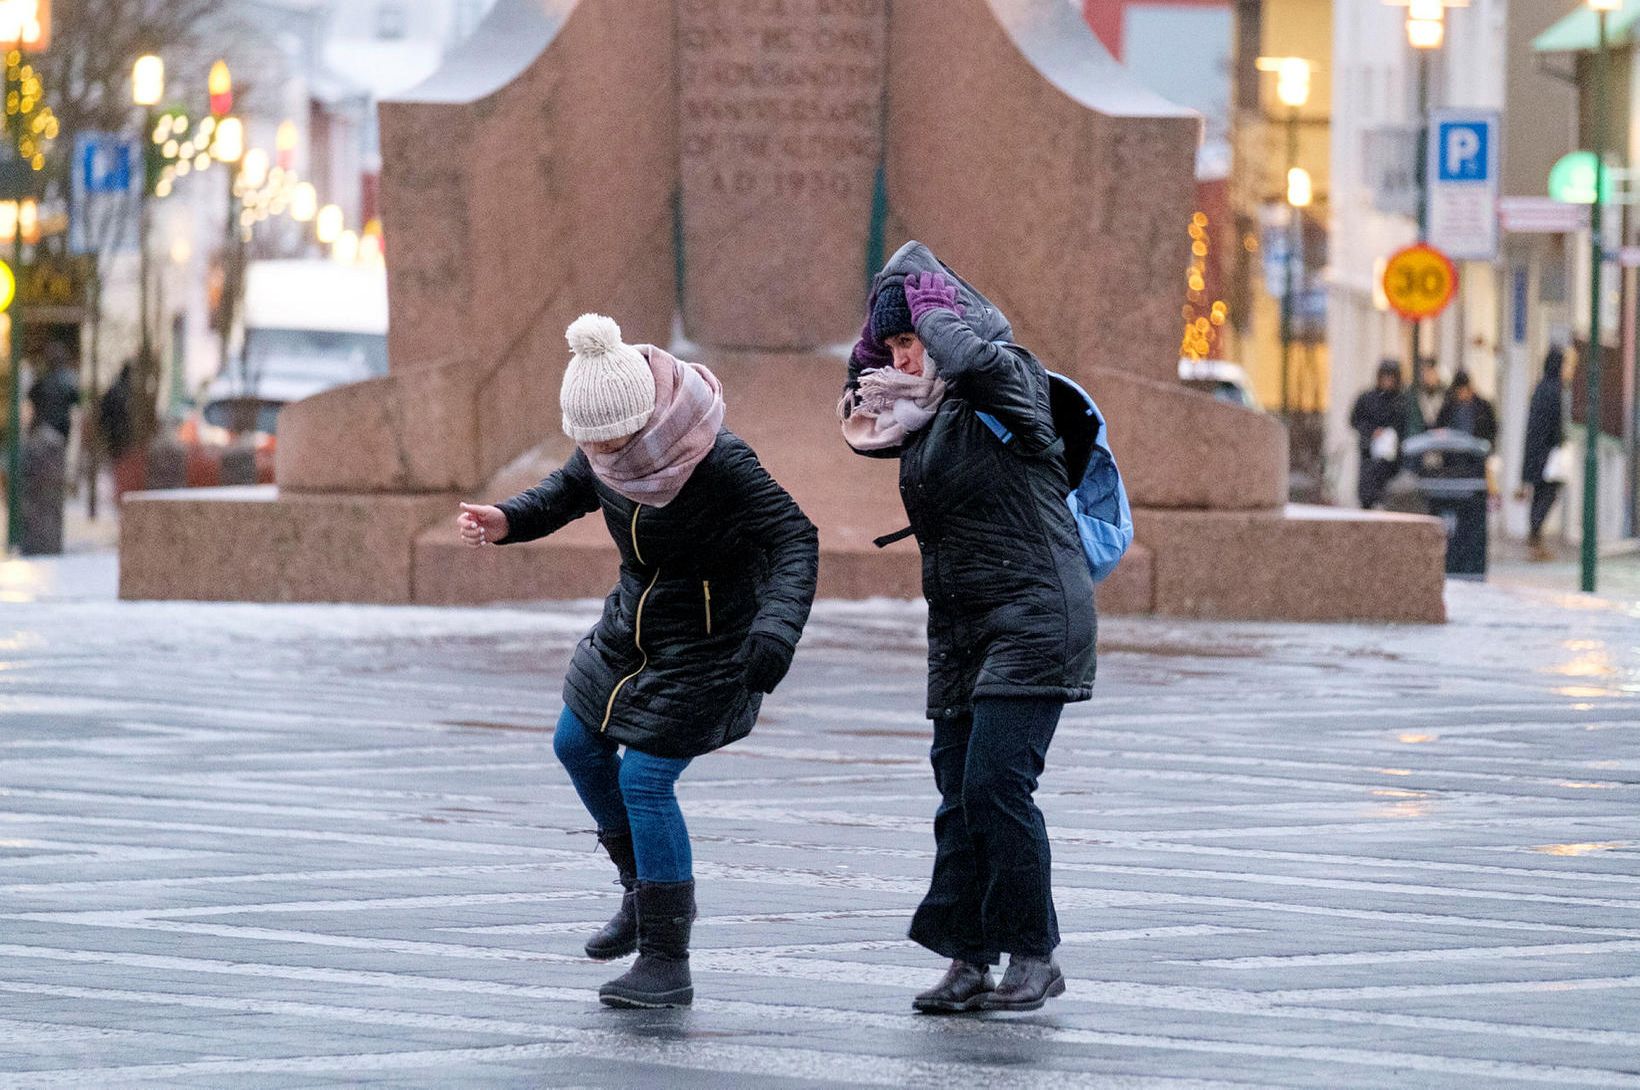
[739, 633, 794, 694]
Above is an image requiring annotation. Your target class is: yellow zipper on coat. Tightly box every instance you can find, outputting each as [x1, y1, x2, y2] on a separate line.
[601, 505, 655, 733]
[703, 580, 712, 634]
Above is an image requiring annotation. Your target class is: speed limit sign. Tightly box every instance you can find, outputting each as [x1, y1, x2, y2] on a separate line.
[1383, 244, 1458, 320]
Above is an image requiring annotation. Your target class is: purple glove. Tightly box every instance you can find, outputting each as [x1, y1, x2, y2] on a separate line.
[850, 315, 892, 373]
[904, 271, 961, 325]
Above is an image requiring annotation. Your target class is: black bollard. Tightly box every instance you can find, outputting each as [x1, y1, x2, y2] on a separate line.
[19, 425, 67, 556]
[144, 440, 189, 491]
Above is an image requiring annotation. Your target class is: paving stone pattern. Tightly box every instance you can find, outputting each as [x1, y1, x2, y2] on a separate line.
[1, 582, 1638, 1087]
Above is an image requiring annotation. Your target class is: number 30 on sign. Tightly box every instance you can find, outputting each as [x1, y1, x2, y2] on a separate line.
[1382, 243, 1458, 321]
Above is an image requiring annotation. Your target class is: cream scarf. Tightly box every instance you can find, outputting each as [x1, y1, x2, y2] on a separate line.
[838, 364, 947, 452]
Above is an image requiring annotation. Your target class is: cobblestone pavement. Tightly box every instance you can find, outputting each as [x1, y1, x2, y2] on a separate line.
[1, 562, 1638, 1087]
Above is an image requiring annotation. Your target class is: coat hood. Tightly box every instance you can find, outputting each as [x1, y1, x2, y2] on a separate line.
[871, 241, 1013, 345]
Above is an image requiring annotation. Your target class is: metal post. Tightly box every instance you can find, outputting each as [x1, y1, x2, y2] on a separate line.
[138, 106, 153, 425]
[219, 164, 235, 391]
[1583, 10, 1608, 594]
[4, 56, 23, 553]
[1280, 106, 1298, 419]
[1410, 49, 1431, 399]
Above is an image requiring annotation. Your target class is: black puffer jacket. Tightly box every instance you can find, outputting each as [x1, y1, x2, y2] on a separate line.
[496, 430, 818, 758]
[847, 241, 1096, 719]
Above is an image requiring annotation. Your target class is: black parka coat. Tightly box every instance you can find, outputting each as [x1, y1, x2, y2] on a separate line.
[497, 429, 818, 758]
[1522, 366, 1565, 485]
[847, 241, 1096, 719]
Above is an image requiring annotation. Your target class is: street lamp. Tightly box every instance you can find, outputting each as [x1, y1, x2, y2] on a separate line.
[131, 55, 164, 475]
[208, 60, 232, 119]
[275, 120, 298, 171]
[1258, 55, 1311, 418]
[210, 112, 245, 394]
[1581, 0, 1620, 593]
[2, 0, 49, 555]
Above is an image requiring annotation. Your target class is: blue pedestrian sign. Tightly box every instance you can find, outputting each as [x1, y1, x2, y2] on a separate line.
[1427, 109, 1500, 261]
[75, 133, 138, 195]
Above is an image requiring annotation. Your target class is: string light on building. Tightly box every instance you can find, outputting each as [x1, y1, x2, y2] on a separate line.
[1179, 211, 1229, 361]
[5, 53, 56, 170]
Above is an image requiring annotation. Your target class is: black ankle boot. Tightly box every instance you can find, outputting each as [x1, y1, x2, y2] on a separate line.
[913, 959, 994, 1014]
[599, 880, 695, 1009]
[980, 955, 1065, 1011]
[585, 830, 638, 960]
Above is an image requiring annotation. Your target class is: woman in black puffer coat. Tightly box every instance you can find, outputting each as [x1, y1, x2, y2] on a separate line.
[841, 241, 1095, 1014]
[461, 314, 818, 1011]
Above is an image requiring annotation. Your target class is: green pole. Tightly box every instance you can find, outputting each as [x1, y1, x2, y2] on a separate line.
[1582, 10, 1608, 594]
[1409, 47, 1430, 412]
[4, 54, 22, 553]
[1279, 106, 1297, 419]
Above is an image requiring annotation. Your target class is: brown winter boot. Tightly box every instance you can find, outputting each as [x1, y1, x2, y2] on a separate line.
[598, 880, 695, 1009]
[584, 830, 638, 961]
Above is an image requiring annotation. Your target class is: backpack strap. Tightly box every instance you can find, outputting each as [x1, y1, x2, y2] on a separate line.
[976, 410, 1063, 460]
[873, 526, 916, 549]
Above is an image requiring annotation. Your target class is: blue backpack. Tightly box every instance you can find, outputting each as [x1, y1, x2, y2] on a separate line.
[973, 373, 1134, 584]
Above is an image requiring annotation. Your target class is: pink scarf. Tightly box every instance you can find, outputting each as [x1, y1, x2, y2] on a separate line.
[838, 364, 947, 452]
[585, 346, 725, 507]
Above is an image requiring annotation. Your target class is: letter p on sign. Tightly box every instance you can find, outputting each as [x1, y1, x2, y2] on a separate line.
[1438, 121, 1488, 183]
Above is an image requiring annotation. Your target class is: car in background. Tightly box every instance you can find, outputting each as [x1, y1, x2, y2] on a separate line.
[177, 260, 389, 484]
[1178, 358, 1262, 411]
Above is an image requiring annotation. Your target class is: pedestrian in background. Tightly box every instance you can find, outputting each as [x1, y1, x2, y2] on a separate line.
[842, 241, 1094, 1014]
[26, 343, 79, 442]
[1348, 359, 1405, 510]
[457, 314, 818, 1009]
[1436, 370, 1498, 445]
[1518, 348, 1566, 562]
[99, 362, 135, 462]
[1410, 357, 1445, 435]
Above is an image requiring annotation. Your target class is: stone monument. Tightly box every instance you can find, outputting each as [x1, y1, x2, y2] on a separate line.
[121, 0, 1446, 622]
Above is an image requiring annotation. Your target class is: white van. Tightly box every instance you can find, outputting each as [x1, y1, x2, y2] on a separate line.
[198, 259, 389, 435]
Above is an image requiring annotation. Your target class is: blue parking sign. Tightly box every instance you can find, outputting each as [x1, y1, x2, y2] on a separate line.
[1427, 110, 1499, 260]
[76, 133, 137, 195]
[1437, 121, 1490, 183]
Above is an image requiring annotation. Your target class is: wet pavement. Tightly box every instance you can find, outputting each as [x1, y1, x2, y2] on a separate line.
[1, 554, 1639, 1087]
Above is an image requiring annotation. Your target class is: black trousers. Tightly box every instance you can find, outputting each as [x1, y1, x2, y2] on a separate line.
[1529, 481, 1561, 541]
[908, 696, 1062, 964]
[1358, 455, 1397, 510]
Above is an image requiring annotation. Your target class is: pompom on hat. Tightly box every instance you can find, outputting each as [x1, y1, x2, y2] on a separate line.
[560, 314, 657, 442]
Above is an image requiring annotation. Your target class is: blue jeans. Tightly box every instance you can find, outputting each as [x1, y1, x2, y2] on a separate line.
[552, 706, 693, 882]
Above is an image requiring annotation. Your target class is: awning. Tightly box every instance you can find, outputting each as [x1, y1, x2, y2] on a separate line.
[1534, 1, 1640, 53]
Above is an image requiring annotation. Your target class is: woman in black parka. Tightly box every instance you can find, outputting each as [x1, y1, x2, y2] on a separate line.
[460, 314, 818, 1010]
[840, 241, 1096, 1013]
[1519, 348, 1566, 560]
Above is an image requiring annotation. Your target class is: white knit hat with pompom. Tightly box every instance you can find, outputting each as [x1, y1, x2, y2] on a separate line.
[559, 314, 656, 442]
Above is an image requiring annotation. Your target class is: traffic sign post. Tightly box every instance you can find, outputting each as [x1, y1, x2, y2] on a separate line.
[1383, 243, 1459, 322]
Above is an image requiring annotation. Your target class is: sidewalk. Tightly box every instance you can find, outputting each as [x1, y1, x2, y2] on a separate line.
[1, 558, 1636, 1086]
